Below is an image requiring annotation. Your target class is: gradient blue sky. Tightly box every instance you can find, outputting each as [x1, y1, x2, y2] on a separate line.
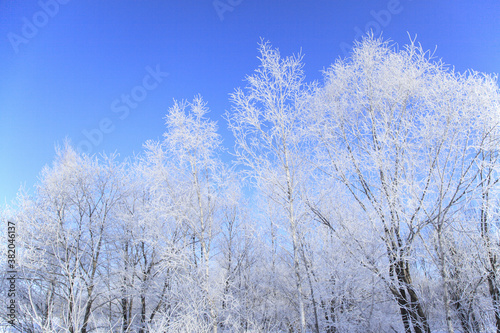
[1, 0, 499, 207]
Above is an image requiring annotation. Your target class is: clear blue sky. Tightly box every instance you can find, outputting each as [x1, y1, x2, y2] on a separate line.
[1, 0, 499, 207]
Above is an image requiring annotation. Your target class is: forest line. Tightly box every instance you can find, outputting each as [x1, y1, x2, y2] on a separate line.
[2, 36, 500, 333]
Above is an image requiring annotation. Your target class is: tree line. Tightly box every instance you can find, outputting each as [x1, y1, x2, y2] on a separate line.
[2, 36, 500, 333]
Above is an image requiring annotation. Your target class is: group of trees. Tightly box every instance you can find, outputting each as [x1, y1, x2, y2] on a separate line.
[2, 36, 500, 332]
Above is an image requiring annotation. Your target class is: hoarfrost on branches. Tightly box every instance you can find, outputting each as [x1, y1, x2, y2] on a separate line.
[3, 36, 500, 333]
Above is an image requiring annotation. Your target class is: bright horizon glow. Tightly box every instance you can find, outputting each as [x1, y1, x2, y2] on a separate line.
[1, 0, 499, 208]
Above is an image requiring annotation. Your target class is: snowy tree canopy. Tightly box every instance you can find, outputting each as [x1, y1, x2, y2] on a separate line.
[3, 36, 500, 333]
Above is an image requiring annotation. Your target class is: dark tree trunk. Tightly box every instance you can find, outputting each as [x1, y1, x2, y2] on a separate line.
[394, 288, 412, 333]
[390, 257, 430, 333]
[322, 298, 338, 333]
[487, 269, 500, 333]
[138, 294, 147, 333]
[122, 295, 129, 332]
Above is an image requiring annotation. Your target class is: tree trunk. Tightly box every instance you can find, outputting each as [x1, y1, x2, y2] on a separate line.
[300, 242, 320, 333]
[291, 238, 306, 333]
[480, 187, 500, 333]
[487, 268, 500, 333]
[80, 296, 94, 333]
[68, 277, 76, 333]
[138, 293, 147, 333]
[407, 284, 430, 333]
[322, 298, 338, 333]
[284, 149, 306, 333]
[437, 225, 455, 333]
[390, 258, 430, 333]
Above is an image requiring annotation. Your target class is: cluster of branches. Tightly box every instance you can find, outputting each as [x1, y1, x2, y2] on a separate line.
[2, 36, 500, 333]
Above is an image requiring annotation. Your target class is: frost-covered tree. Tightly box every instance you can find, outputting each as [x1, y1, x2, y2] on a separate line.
[142, 96, 228, 332]
[308, 36, 500, 333]
[15, 143, 126, 333]
[227, 41, 316, 333]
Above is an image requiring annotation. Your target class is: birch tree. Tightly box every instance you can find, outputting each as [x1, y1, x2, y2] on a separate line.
[227, 41, 315, 333]
[160, 96, 224, 333]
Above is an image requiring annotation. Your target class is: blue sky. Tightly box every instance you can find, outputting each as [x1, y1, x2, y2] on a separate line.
[1, 0, 499, 207]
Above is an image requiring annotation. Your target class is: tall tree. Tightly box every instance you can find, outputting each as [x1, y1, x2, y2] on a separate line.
[309, 36, 500, 333]
[227, 41, 315, 333]
[160, 96, 225, 333]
